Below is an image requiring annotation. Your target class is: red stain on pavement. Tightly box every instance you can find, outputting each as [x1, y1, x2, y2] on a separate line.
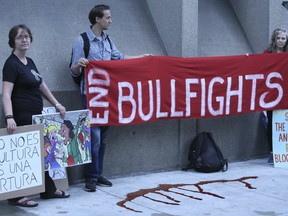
[117, 176, 258, 213]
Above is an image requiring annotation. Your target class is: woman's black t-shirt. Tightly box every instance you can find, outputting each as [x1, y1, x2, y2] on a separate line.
[2, 53, 43, 125]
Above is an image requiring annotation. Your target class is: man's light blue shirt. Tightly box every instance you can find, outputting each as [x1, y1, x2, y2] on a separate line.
[70, 28, 124, 95]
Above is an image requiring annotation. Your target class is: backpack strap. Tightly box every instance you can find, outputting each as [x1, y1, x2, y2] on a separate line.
[106, 35, 112, 50]
[74, 32, 89, 85]
[207, 132, 228, 172]
[194, 132, 205, 158]
[69, 32, 90, 85]
[182, 132, 205, 171]
[81, 32, 112, 56]
[80, 32, 90, 58]
[222, 159, 228, 172]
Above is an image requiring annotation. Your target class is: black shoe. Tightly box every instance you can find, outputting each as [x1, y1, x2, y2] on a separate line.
[85, 179, 96, 192]
[97, 176, 112, 187]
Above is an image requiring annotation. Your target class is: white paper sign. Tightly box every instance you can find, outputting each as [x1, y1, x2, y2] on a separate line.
[0, 124, 45, 200]
[272, 109, 288, 168]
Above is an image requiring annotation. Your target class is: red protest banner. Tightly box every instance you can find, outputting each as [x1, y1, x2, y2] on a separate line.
[85, 53, 288, 126]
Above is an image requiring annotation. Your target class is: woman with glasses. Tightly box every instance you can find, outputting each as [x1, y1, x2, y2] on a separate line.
[2, 24, 70, 207]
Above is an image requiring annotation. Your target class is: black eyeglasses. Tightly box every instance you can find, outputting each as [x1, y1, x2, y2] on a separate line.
[16, 35, 30, 41]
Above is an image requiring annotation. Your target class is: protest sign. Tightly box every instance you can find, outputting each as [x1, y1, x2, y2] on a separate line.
[42, 106, 69, 190]
[272, 109, 288, 168]
[32, 109, 91, 169]
[85, 53, 288, 126]
[0, 124, 44, 200]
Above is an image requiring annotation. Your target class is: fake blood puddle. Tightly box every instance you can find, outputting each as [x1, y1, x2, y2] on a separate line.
[117, 176, 258, 213]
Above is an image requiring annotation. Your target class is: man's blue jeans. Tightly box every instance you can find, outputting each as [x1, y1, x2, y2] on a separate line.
[82, 94, 109, 180]
[84, 125, 109, 180]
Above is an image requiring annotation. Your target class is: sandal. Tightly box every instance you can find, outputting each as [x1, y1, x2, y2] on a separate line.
[8, 197, 38, 208]
[51, 190, 70, 199]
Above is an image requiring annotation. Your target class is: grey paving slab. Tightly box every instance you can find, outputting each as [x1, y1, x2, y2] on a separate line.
[0, 159, 287, 216]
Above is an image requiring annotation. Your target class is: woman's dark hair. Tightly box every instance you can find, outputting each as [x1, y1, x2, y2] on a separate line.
[88, 4, 110, 25]
[63, 120, 75, 139]
[80, 117, 86, 123]
[8, 24, 33, 49]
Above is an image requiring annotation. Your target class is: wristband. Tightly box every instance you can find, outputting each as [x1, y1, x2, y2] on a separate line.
[55, 103, 61, 107]
[5, 115, 14, 124]
[5, 115, 14, 120]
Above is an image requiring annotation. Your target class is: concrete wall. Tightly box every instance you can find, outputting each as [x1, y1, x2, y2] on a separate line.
[0, 0, 285, 184]
[229, 0, 269, 54]
[229, 0, 288, 53]
[198, 0, 252, 56]
[146, 0, 198, 57]
[269, 0, 288, 35]
[0, 0, 164, 93]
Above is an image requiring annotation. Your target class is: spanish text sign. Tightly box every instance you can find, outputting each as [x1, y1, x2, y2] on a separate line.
[0, 124, 45, 201]
[272, 110, 288, 168]
[86, 53, 288, 126]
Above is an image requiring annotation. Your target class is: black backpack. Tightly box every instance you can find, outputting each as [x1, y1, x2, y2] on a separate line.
[69, 32, 90, 85]
[183, 131, 228, 173]
[69, 32, 112, 85]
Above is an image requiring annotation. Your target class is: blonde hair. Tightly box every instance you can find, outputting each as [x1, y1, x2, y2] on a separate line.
[46, 125, 58, 136]
[267, 28, 288, 53]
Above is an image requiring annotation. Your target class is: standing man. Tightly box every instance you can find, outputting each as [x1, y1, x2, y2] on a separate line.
[70, 4, 150, 192]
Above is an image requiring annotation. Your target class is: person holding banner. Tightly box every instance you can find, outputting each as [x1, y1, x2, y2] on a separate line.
[70, 4, 150, 192]
[263, 27, 288, 164]
[2, 24, 70, 207]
